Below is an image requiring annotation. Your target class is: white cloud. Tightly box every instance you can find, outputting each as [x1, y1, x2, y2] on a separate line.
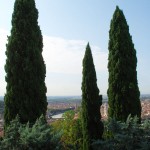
[0, 29, 108, 96]
[43, 35, 108, 95]
[43, 35, 107, 74]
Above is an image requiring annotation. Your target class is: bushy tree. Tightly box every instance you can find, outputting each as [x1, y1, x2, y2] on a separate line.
[108, 6, 141, 122]
[81, 43, 103, 150]
[51, 110, 82, 150]
[4, 0, 47, 127]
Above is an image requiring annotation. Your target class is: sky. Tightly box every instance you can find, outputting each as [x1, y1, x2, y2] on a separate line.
[0, 0, 150, 96]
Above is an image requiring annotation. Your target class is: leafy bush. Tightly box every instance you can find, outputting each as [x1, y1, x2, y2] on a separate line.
[92, 115, 150, 150]
[51, 110, 83, 150]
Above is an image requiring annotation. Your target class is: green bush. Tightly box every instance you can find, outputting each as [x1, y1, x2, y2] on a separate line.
[51, 110, 83, 150]
[0, 115, 61, 150]
[92, 115, 150, 150]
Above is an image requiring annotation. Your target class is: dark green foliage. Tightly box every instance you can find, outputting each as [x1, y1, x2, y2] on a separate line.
[81, 43, 103, 150]
[0, 115, 61, 150]
[4, 0, 47, 127]
[92, 116, 150, 150]
[0, 101, 4, 115]
[108, 6, 141, 122]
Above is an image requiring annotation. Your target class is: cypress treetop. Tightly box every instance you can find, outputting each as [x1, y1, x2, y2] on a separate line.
[108, 6, 141, 122]
[81, 43, 103, 150]
[4, 0, 47, 127]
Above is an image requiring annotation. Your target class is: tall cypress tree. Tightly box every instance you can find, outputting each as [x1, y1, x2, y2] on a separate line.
[4, 0, 47, 127]
[81, 43, 103, 150]
[108, 6, 141, 122]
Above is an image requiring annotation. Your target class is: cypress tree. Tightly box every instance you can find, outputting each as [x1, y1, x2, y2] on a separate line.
[4, 0, 47, 127]
[81, 43, 103, 150]
[108, 6, 141, 122]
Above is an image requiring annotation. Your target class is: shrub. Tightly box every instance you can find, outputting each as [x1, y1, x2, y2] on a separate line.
[92, 115, 150, 150]
[0, 115, 61, 150]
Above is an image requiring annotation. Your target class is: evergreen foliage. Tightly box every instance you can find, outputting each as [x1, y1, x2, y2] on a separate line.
[108, 6, 141, 122]
[81, 43, 103, 150]
[4, 0, 47, 126]
[0, 115, 60, 150]
[0, 101, 4, 115]
[92, 116, 150, 150]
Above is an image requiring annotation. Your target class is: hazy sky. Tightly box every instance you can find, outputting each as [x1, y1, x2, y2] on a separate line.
[0, 0, 150, 96]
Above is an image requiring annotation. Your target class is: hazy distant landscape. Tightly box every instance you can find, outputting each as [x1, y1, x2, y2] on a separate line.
[0, 94, 150, 119]
[46, 94, 150, 102]
[1, 94, 150, 102]
[0, 94, 150, 104]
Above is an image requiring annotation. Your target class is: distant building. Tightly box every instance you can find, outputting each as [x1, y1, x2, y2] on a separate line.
[100, 102, 108, 119]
